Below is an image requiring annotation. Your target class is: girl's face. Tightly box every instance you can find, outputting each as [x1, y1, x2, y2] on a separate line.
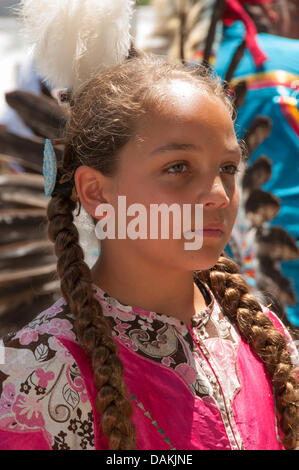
[101, 79, 241, 271]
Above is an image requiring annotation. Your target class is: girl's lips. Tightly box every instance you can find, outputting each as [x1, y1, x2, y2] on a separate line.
[203, 224, 225, 232]
[203, 225, 224, 237]
[202, 229, 224, 237]
[183, 228, 224, 238]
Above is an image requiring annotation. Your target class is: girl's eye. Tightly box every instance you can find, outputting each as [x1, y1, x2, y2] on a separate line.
[164, 163, 189, 175]
[219, 164, 240, 176]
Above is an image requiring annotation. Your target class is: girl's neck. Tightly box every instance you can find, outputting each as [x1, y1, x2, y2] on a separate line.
[91, 252, 208, 326]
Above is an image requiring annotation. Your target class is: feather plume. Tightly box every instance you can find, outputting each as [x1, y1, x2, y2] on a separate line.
[19, 0, 135, 92]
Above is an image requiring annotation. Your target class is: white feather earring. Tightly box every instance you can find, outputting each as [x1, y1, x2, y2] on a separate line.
[74, 205, 101, 269]
[19, 0, 135, 92]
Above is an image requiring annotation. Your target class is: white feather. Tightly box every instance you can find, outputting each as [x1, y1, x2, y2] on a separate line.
[19, 0, 135, 91]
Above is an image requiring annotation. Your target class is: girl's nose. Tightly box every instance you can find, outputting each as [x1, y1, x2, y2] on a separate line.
[199, 176, 230, 209]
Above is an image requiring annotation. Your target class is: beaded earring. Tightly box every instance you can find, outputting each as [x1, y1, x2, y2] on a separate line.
[43, 138, 78, 202]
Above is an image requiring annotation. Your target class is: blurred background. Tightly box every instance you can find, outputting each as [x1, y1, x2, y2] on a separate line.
[0, 0, 158, 123]
[0, 0, 298, 345]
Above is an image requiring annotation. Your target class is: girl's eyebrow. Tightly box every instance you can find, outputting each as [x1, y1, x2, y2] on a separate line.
[150, 142, 243, 159]
[149, 143, 202, 155]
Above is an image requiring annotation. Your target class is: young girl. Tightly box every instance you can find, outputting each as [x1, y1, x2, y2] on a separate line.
[0, 52, 298, 451]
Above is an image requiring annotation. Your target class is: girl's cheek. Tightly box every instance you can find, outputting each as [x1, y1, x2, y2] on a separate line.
[226, 180, 239, 205]
[233, 185, 240, 208]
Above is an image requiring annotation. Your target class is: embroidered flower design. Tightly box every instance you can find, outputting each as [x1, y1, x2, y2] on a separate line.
[48, 337, 74, 365]
[204, 338, 240, 401]
[13, 315, 75, 346]
[0, 383, 16, 417]
[35, 369, 55, 388]
[137, 319, 154, 331]
[217, 319, 231, 338]
[20, 382, 31, 395]
[53, 430, 70, 450]
[140, 314, 154, 323]
[97, 292, 136, 321]
[0, 348, 36, 379]
[38, 318, 76, 340]
[40, 300, 66, 319]
[113, 318, 131, 336]
[175, 363, 197, 385]
[194, 326, 209, 341]
[35, 299, 66, 322]
[69, 373, 89, 404]
[157, 313, 186, 333]
[27, 318, 42, 330]
[132, 306, 157, 320]
[80, 420, 92, 435]
[161, 356, 176, 367]
[35, 386, 46, 396]
[68, 418, 78, 433]
[13, 328, 39, 346]
[118, 335, 138, 352]
[80, 390, 89, 404]
[13, 394, 45, 428]
[67, 408, 94, 449]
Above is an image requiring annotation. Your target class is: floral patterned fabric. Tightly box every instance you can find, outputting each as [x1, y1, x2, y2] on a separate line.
[0, 279, 297, 450]
[0, 297, 94, 450]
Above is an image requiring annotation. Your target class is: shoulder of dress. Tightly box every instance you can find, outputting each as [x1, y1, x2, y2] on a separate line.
[0, 296, 81, 383]
[0, 299, 95, 450]
[2, 295, 78, 350]
[0, 296, 83, 384]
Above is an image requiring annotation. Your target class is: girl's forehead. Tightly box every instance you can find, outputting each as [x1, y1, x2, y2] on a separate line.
[121, 97, 238, 170]
[134, 85, 234, 145]
[158, 78, 211, 102]
[150, 79, 214, 114]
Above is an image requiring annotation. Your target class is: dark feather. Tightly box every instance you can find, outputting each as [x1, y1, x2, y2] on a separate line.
[0, 128, 63, 168]
[224, 40, 246, 86]
[0, 188, 47, 209]
[0, 153, 42, 174]
[5, 90, 67, 139]
[256, 226, 299, 261]
[0, 264, 58, 289]
[0, 218, 48, 245]
[245, 189, 280, 226]
[0, 173, 44, 189]
[232, 81, 247, 111]
[242, 154, 272, 191]
[256, 255, 297, 307]
[202, 0, 226, 66]
[243, 116, 272, 154]
[0, 239, 52, 259]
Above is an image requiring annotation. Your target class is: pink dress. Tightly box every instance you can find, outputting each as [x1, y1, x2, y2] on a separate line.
[0, 280, 297, 450]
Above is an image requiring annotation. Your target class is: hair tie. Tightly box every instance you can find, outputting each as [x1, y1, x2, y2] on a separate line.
[43, 139, 78, 202]
[57, 89, 72, 106]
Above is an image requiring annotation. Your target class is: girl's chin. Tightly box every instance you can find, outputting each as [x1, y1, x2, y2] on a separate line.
[181, 253, 224, 272]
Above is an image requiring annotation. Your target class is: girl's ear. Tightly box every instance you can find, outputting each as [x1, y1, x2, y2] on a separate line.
[74, 166, 111, 219]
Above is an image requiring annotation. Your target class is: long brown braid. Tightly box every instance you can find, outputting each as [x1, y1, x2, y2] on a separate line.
[197, 256, 299, 449]
[46, 54, 298, 449]
[47, 194, 136, 449]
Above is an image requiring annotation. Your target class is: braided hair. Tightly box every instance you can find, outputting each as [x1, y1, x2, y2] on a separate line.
[197, 257, 299, 449]
[46, 54, 298, 449]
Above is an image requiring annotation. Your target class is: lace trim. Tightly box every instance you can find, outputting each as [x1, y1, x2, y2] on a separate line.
[91, 279, 214, 330]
